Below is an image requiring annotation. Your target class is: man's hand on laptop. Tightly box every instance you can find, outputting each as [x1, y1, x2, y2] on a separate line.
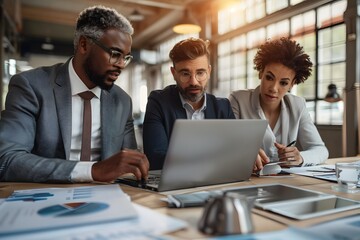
[253, 149, 270, 172]
[91, 149, 149, 183]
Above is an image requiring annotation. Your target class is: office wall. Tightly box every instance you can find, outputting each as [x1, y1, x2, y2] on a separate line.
[317, 125, 343, 158]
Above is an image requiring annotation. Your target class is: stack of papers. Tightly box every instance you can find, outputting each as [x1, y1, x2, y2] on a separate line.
[283, 164, 336, 179]
[2, 204, 187, 240]
[258, 160, 360, 184]
[0, 185, 137, 237]
[0, 185, 187, 240]
[283, 162, 360, 187]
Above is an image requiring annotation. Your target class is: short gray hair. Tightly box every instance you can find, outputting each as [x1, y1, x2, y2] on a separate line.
[73, 5, 133, 50]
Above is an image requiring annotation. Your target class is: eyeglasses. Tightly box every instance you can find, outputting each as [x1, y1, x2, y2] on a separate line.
[175, 69, 208, 83]
[88, 37, 133, 67]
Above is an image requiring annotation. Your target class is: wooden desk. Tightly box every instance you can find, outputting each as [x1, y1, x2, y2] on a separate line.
[324, 155, 359, 165]
[1, 156, 359, 239]
[139, 174, 360, 239]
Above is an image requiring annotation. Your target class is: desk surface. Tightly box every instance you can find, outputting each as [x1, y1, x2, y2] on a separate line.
[1, 156, 359, 239]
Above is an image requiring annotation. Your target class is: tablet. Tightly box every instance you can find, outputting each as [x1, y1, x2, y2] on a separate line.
[263, 195, 360, 220]
[225, 184, 360, 220]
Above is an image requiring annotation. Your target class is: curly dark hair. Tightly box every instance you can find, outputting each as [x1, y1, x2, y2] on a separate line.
[73, 5, 133, 50]
[253, 37, 313, 84]
[169, 37, 210, 66]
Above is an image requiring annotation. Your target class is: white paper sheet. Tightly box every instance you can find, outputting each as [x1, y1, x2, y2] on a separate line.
[0, 185, 137, 237]
[283, 164, 360, 187]
[284, 164, 336, 178]
[1, 204, 187, 240]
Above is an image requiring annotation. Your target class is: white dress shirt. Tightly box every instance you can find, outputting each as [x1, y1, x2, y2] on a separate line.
[179, 93, 207, 120]
[68, 59, 102, 182]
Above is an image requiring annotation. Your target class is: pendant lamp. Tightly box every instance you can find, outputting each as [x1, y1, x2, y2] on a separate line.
[172, 10, 201, 34]
[324, 83, 342, 103]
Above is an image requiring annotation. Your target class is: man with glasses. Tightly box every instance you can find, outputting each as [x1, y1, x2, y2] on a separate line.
[143, 38, 235, 170]
[0, 6, 149, 183]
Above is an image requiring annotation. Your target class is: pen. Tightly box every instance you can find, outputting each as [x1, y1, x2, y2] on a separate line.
[272, 140, 297, 165]
[322, 167, 335, 171]
[286, 140, 296, 147]
[306, 170, 335, 173]
[311, 172, 336, 176]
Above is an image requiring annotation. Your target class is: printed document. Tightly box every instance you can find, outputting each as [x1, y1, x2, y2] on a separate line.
[0, 185, 137, 237]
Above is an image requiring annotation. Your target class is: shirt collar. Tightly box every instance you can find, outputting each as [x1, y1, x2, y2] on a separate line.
[68, 58, 101, 99]
[179, 92, 207, 111]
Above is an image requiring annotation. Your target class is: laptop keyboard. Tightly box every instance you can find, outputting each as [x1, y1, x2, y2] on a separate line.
[146, 174, 161, 185]
[116, 171, 162, 190]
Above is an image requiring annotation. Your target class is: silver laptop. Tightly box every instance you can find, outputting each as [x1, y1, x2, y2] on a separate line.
[117, 119, 267, 192]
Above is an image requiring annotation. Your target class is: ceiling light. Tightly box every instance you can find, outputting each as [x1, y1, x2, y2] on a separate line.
[128, 10, 144, 22]
[173, 10, 201, 34]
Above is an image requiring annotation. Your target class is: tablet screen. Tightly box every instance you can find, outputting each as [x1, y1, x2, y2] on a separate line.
[263, 196, 360, 220]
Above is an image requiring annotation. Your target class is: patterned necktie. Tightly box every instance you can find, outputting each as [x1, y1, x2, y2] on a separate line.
[78, 91, 95, 161]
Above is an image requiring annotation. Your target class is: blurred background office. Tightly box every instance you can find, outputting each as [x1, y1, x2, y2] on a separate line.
[1, 0, 359, 158]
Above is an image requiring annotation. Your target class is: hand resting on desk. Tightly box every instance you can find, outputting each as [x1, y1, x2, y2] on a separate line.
[92, 149, 149, 182]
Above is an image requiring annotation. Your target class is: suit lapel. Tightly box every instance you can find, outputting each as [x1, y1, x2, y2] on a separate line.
[100, 90, 114, 159]
[280, 99, 289, 143]
[204, 95, 217, 118]
[174, 107, 187, 118]
[171, 88, 187, 118]
[53, 60, 72, 159]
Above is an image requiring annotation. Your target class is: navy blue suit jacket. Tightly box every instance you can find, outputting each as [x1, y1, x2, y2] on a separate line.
[143, 85, 235, 170]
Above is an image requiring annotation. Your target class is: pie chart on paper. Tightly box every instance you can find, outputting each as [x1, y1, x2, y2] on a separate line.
[37, 202, 109, 217]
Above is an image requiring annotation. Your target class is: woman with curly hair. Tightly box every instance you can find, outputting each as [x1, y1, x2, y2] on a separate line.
[229, 37, 328, 172]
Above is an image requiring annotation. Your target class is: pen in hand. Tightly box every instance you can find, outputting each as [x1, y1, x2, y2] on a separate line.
[286, 140, 296, 147]
[277, 140, 297, 164]
[284, 140, 297, 163]
[269, 140, 298, 165]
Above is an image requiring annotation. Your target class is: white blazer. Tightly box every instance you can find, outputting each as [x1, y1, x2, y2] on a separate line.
[229, 86, 329, 166]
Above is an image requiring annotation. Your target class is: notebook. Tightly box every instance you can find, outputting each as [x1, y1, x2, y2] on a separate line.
[117, 119, 267, 192]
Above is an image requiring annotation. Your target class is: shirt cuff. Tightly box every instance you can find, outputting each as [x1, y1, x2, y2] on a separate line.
[70, 162, 96, 182]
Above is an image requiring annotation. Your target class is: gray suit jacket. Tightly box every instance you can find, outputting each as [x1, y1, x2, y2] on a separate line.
[229, 86, 329, 166]
[0, 59, 137, 182]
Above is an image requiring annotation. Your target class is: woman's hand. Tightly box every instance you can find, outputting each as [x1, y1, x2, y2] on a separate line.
[274, 142, 303, 166]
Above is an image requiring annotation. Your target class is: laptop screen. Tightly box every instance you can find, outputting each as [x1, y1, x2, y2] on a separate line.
[117, 119, 267, 192]
[157, 119, 267, 192]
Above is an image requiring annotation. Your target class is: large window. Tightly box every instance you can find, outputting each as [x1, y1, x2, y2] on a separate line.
[291, 10, 316, 99]
[266, 0, 288, 15]
[315, 0, 347, 125]
[218, 2, 246, 35]
[215, 0, 347, 125]
[218, 0, 266, 35]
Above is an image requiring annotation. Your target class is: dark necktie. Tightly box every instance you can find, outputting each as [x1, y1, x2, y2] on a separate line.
[78, 91, 95, 161]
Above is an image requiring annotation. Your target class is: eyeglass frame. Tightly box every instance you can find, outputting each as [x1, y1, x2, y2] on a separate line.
[173, 68, 209, 83]
[87, 37, 133, 66]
